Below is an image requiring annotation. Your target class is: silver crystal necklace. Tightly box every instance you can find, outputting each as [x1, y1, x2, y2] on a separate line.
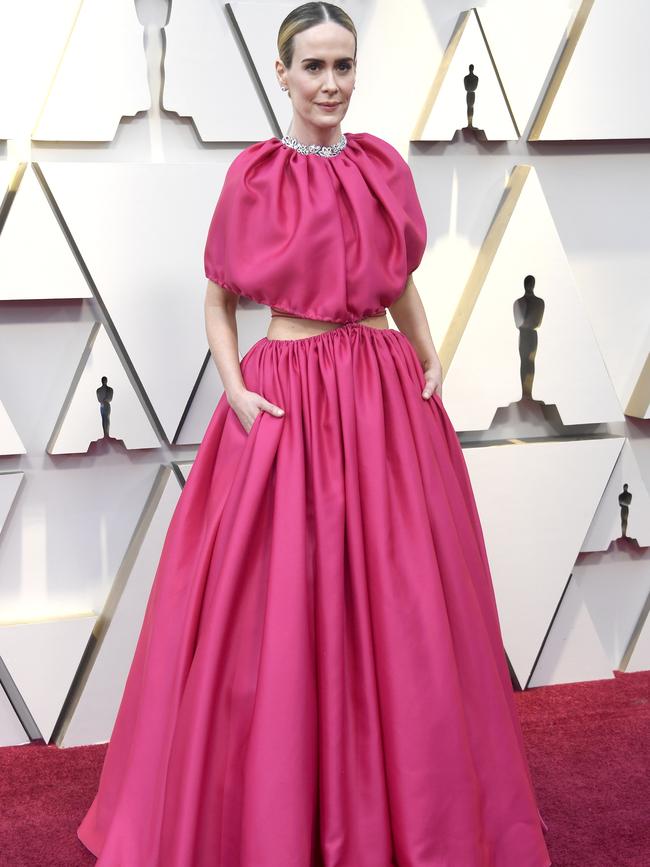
[281, 131, 347, 158]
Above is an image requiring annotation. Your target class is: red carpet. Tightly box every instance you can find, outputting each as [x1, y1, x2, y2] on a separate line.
[0, 669, 647, 866]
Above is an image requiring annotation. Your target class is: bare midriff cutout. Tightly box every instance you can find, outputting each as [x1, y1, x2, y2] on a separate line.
[267, 308, 389, 341]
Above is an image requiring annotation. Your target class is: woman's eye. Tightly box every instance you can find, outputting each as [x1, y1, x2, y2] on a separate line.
[306, 63, 352, 72]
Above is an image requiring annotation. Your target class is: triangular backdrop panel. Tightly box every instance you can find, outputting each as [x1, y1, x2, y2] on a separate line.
[0, 673, 29, 747]
[625, 602, 650, 673]
[0, 163, 17, 210]
[177, 351, 226, 447]
[0, 164, 91, 300]
[41, 161, 229, 442]
[229, 1, 300, 136]
[173, 460, 195, 484]
[0, 401, 25, 456]
[568, 549, 650, 673]
[48, 323, 159, 454]
[0, 472, 24, 535]
[0, 313, 107, 455]
[0, 461, 160, 629]
[0, 0, 80, 141]
[163, 0, 273, 141]
[442, 165, 623, 431]
[33, 0, 150, 142]
[581, 439, 650, 551]
[476, 0, 573, 136]
[625, 342, 650, 419]
[528, 575, 614, 687]
[60, 466, 185, 746]
[533, 0, 649, 141]
[0, 615, 97, 743]
[463, 436, 623, 687]
[413, 9, 517, 142]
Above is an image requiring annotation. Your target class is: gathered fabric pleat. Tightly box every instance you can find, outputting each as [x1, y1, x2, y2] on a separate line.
[77, 323, 551, 867]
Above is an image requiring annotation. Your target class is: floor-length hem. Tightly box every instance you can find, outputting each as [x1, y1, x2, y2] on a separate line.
[77, 323, 552, 867]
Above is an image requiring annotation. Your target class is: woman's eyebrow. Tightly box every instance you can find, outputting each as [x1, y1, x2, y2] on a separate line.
[300, 56, 355, 63]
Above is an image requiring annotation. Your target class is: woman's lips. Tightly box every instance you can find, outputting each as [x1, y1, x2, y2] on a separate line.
[317, 103, 340, 111]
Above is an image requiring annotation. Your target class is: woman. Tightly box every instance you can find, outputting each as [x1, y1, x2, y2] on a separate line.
[77, 3, 551, 865]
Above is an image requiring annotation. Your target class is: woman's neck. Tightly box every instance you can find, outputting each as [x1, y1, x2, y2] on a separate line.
[287, 120, 343, 148]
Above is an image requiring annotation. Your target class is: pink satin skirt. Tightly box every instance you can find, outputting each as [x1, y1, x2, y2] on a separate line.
[77, 322, 551, 866]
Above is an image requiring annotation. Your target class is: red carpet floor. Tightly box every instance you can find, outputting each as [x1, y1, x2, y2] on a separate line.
[0, 669, 648, 866]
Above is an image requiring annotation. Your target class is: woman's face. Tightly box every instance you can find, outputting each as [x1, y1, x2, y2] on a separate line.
[276, 21, 356, 135]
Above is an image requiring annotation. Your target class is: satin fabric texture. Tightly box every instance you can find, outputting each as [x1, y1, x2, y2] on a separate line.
[77, 323, 551, 866]
[203, 131, 428, 324]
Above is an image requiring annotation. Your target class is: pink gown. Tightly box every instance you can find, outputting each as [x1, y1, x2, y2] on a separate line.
[77, 131, 552, 866]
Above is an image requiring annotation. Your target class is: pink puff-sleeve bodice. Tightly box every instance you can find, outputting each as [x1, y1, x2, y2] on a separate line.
[203, 131, 427, 324]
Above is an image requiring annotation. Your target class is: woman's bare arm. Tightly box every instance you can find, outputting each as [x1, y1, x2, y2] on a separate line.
[388, 274, 443, 399]
[204, 279, 285, 432]
[204, 279, 244, 397]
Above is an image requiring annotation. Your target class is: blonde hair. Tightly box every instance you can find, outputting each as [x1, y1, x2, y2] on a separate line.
[277, 2, 357, 69]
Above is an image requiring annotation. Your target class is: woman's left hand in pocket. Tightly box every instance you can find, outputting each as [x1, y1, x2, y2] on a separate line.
[421, 359, 442, 400]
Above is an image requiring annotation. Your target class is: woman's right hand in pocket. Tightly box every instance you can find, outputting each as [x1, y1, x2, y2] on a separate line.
[228, 388, 285, 434]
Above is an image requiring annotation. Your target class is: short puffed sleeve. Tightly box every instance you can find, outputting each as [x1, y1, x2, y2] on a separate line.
[359, 133, 427, 278]
[203, 149, 250, 294]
